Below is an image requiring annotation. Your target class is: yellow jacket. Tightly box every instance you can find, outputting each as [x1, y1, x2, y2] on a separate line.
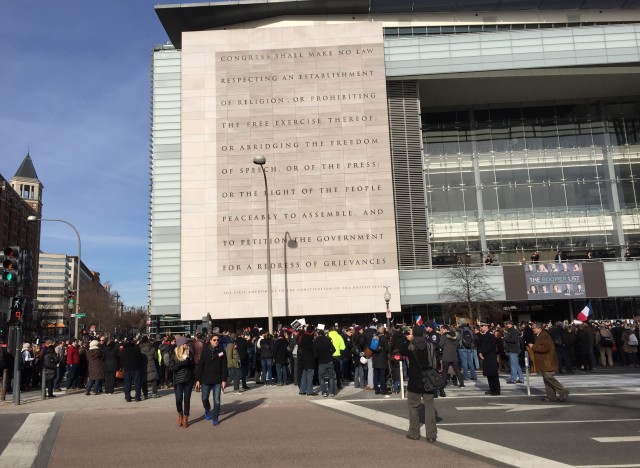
[328, 330, 346, 357]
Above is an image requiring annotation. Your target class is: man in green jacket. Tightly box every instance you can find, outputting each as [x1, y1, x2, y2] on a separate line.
[328, 327, 346, 388]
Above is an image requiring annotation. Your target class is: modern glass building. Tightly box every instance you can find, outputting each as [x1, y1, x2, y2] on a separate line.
[149, 0, 640, 330]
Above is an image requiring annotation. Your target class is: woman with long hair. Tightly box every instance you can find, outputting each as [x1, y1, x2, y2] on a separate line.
[165, 336, 194, 428]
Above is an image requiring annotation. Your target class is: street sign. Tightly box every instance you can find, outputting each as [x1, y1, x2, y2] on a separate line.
[70, 314, 76, 318]
[76, 313, 86, 318]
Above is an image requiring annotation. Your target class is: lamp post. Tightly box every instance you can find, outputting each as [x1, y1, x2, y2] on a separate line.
[384, 286, 391, 329]
[252, 155, 273, 334]
[27, 216, 81, 340]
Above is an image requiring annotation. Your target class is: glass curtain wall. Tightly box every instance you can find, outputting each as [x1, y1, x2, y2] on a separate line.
[423, 99, 640, 265]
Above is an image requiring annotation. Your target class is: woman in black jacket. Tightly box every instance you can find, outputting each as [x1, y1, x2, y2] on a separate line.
[272, 332, 289, 386]
[165, 336, 194, 428]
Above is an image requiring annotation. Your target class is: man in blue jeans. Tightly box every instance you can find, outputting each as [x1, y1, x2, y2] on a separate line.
[457, 322, 477, 381]
[195, 334, 228, 426]
[504, 321, 524, 384]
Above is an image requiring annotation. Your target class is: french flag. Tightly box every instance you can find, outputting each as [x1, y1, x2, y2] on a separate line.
[576, 301, 593, 322]
[415, 315, 423, 326]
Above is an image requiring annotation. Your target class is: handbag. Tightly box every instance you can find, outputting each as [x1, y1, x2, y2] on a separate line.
[410, 345, 447, 393]
[115, 368, 124, 379]
[364, 348, 373, 359]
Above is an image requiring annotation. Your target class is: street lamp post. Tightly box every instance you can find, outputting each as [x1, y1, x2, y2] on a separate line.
[252, 155, 273, 334]
[27, 216, 81, 339]
[384, 286, 392, 329]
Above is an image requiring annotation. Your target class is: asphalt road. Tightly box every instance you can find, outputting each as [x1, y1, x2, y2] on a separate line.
[0, 368, 638, 467]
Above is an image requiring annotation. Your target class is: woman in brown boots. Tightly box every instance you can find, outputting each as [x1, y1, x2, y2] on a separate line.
[164, 336, 194, 428]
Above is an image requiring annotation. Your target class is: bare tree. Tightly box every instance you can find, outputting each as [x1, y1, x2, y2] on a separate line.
[439, 263, 505, 325]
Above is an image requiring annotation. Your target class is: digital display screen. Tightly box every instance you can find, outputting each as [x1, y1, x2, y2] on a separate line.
[524, 262, 586, 298]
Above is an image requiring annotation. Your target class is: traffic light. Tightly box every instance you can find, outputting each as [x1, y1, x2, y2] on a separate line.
[10, 296, 25, 323]
[20, 249, 33, 287]
[68, 289, 76, 307]
[2, 246, 21, 285]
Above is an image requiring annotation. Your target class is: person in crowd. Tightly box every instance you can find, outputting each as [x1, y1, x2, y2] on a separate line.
[549, 322, 573, 374]
[195, 334, 227, 426]
[530, 250, 540, 263]
[389, 348, 402, 393]
[85, 340, 104, 395]
[65, 340, 80, 390]
[257, 331, 273, 385]
[225, 332, 241, 393]
[353, 326, 367, 389]
[20, 343, 34, 391]
[611, 321, 626, 365]
[478, 323, 500, 396]
[159, 335, 174, 388]
[54, 341, 66, 392]
[458, 319, 477, 382]
[191, 332, 205, 392]
[439, 325, 464, 388]
[76, 342, 89, 390]
[272, 330, 289, 387]
[371, 324, 390, 396]
[42, 340, 58, 398]
[167, 336, 195, 428]
[424, 321, 445, 397]
[298, 324, 317, 396]
[494, 328, 508, 373]
[574, 324, 592, 372]
[521, 322, 537, 374]
[119, 338, 142, 402]
[621, 324, 639, 368]
[314, 329, 336, 397]
[398, 325, 438, 443]
[531, 322, 569, 402]
[235, 330, 250, 390]
[504, 320, 524, 384]
[102, 338, 119, 394]
[341, 327, 355, 383]
[327, 326, 346, 389]
[139, 336, 159, 399]
[596, 323, 614, 366]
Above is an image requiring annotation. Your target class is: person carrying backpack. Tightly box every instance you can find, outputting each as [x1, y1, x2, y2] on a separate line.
[621, 325, 639, 368]
[457, 320, 477, 382]
[42, 340, 59, 398]
[398, 325, 438, 443]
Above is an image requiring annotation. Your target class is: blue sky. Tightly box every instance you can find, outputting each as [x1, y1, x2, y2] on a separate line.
[0, 1, 175, 308]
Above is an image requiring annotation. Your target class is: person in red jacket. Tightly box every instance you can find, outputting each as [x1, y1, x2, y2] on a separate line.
[65, 340, 80, 390]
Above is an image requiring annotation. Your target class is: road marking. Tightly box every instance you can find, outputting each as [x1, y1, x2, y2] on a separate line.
[576, 465, 640, 467]
[339, 390, 640, 402]
[314, 399, 572, 467]
[456, 403, 574, 412]
[593, 433, 640, 443]
[0, 412, 55, 468]
[439, 418, 640, 426]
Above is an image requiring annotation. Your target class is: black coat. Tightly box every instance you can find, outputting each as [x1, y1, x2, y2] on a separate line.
[195, 344, 228, 385]
[575, 329, 591, 354]
[118, 343, 142, 372]
[258, 337, 273, 360]
[371, 335, 390, 369]
[272, 337, 289, 365]
[102, 343, 119, 372]
[299, 333, 316, 370]
[235, 336, 249, 360]
[477, 332, 499, 377]
[398, 336, 436, 394]
[313, 335, 335, 365]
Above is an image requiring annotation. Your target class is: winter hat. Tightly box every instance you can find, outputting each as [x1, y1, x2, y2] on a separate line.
[412, 326, 425, 336]
[423, 321, 435, 329]
[22, 343, 31, 350]
[89, 340, 100, 350]
[176, 336, 189, 347]
[354, 326, 363, 332]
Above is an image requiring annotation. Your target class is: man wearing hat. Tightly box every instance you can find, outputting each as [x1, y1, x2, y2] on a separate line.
[477, 322, 500, 396]
[398, 325, 438, 443]
[424, 321, 445, 397]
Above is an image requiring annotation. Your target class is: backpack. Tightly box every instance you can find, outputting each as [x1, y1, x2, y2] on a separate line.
[461, 329, 473, 349]
[44, 352, 58, 370]
[628, 333, 638, 347]
[163, 350, 178, 372]
[369, 335, 379, 352]
[552, 333, 565, 347]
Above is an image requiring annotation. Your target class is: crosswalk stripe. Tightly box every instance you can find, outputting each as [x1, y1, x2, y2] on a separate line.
[314, 399, 572, 467]
[0, 412, 56, 468]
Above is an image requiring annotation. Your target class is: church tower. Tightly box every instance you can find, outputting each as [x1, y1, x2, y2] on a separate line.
[10, 152, 43, 215]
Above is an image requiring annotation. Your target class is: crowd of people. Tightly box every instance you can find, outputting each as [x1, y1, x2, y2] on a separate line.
[0, 318, 637, 440]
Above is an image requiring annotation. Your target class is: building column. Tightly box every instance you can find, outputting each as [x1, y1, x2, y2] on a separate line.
[469, 108, 488, 256]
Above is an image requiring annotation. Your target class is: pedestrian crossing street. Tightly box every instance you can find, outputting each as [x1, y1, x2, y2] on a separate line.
[0, 412, 56, 468]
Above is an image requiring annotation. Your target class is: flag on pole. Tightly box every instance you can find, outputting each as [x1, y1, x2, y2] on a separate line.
[415, 315, 423, 326]
[576, 301, 592, 322]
